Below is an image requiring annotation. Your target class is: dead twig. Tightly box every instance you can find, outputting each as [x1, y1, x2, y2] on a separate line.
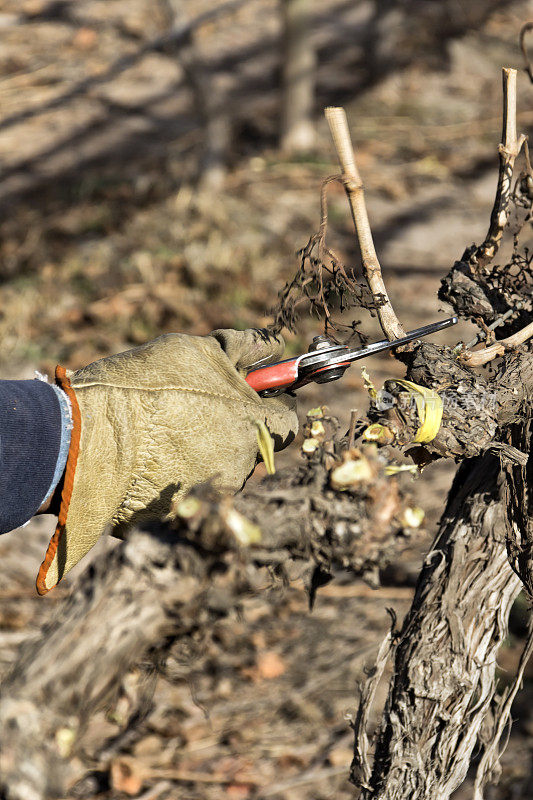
[269, 174, 378, 343]
[145, 768, 261, 785]
[466, 68, 526, 273]
[461, 302, 524, 351]
[324, 106, 406, 341]
[460, 319, 533, 366]
[258, 764, 348, 797]
[348, 410, 358, 449]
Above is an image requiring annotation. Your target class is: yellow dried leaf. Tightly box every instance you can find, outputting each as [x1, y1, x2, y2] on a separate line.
[361, 366, 377, 399]
[254, 419, 275, 475]
[384, 463, 418, 476]
[395, 379, 443, 443]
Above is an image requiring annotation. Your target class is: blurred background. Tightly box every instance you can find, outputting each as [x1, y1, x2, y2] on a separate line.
[1, 1, 533, 798]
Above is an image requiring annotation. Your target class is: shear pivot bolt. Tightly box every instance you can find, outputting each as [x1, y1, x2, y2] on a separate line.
[308, 335, 334, 352]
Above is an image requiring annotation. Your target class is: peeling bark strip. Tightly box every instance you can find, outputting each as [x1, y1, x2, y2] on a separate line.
[356, 456, 522, 800]
[501, 376, 533, 599]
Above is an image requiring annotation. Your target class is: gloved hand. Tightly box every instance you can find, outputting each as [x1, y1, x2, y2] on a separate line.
[37, 329, 297, 594]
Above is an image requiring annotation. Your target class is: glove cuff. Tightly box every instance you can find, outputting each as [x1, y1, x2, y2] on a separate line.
[36, 365, 82, 595]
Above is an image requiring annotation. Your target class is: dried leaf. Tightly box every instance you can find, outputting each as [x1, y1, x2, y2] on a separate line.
[257, 651, 286, 680]
[111, 757, 145, 796]
[254, 420, 276, 475]
[384, 463, 418, 476]
[401, 506, 425, 528]
[361, 366, 377, 399]
[395, 379, 443, 443]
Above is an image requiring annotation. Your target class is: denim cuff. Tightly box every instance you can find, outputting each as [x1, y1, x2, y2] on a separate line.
[40, 383, 72, 506]
[0, 378, 64, 534]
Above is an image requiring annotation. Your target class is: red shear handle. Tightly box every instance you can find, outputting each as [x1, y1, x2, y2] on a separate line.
[245, 358, 299, 394]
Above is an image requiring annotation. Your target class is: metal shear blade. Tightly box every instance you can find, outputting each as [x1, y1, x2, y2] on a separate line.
[246, 317, 458, 396]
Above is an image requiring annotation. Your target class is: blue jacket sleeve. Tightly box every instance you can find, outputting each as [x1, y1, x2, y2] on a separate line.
[0, 379, 62, 534]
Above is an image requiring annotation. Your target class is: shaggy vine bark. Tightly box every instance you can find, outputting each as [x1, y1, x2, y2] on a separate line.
[356, 455, 522, 799]
[344, 66, 532, 798]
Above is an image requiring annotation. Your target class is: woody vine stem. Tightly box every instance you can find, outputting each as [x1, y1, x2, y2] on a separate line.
[325, 68, 533, 800]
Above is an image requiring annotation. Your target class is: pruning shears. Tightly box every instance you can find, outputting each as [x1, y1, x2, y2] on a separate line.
[245, 317, 458, 397]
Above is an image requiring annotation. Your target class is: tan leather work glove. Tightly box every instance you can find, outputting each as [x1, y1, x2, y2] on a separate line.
[37, 329, 297, 594]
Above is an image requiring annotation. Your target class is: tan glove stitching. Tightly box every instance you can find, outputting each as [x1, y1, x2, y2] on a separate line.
[71, 382, 271, 411]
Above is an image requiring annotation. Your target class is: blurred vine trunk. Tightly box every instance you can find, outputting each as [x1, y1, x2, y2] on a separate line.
[280, 0, 316, 153]
[0, 442, 421, 800]
[159, 0, 232, 189]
